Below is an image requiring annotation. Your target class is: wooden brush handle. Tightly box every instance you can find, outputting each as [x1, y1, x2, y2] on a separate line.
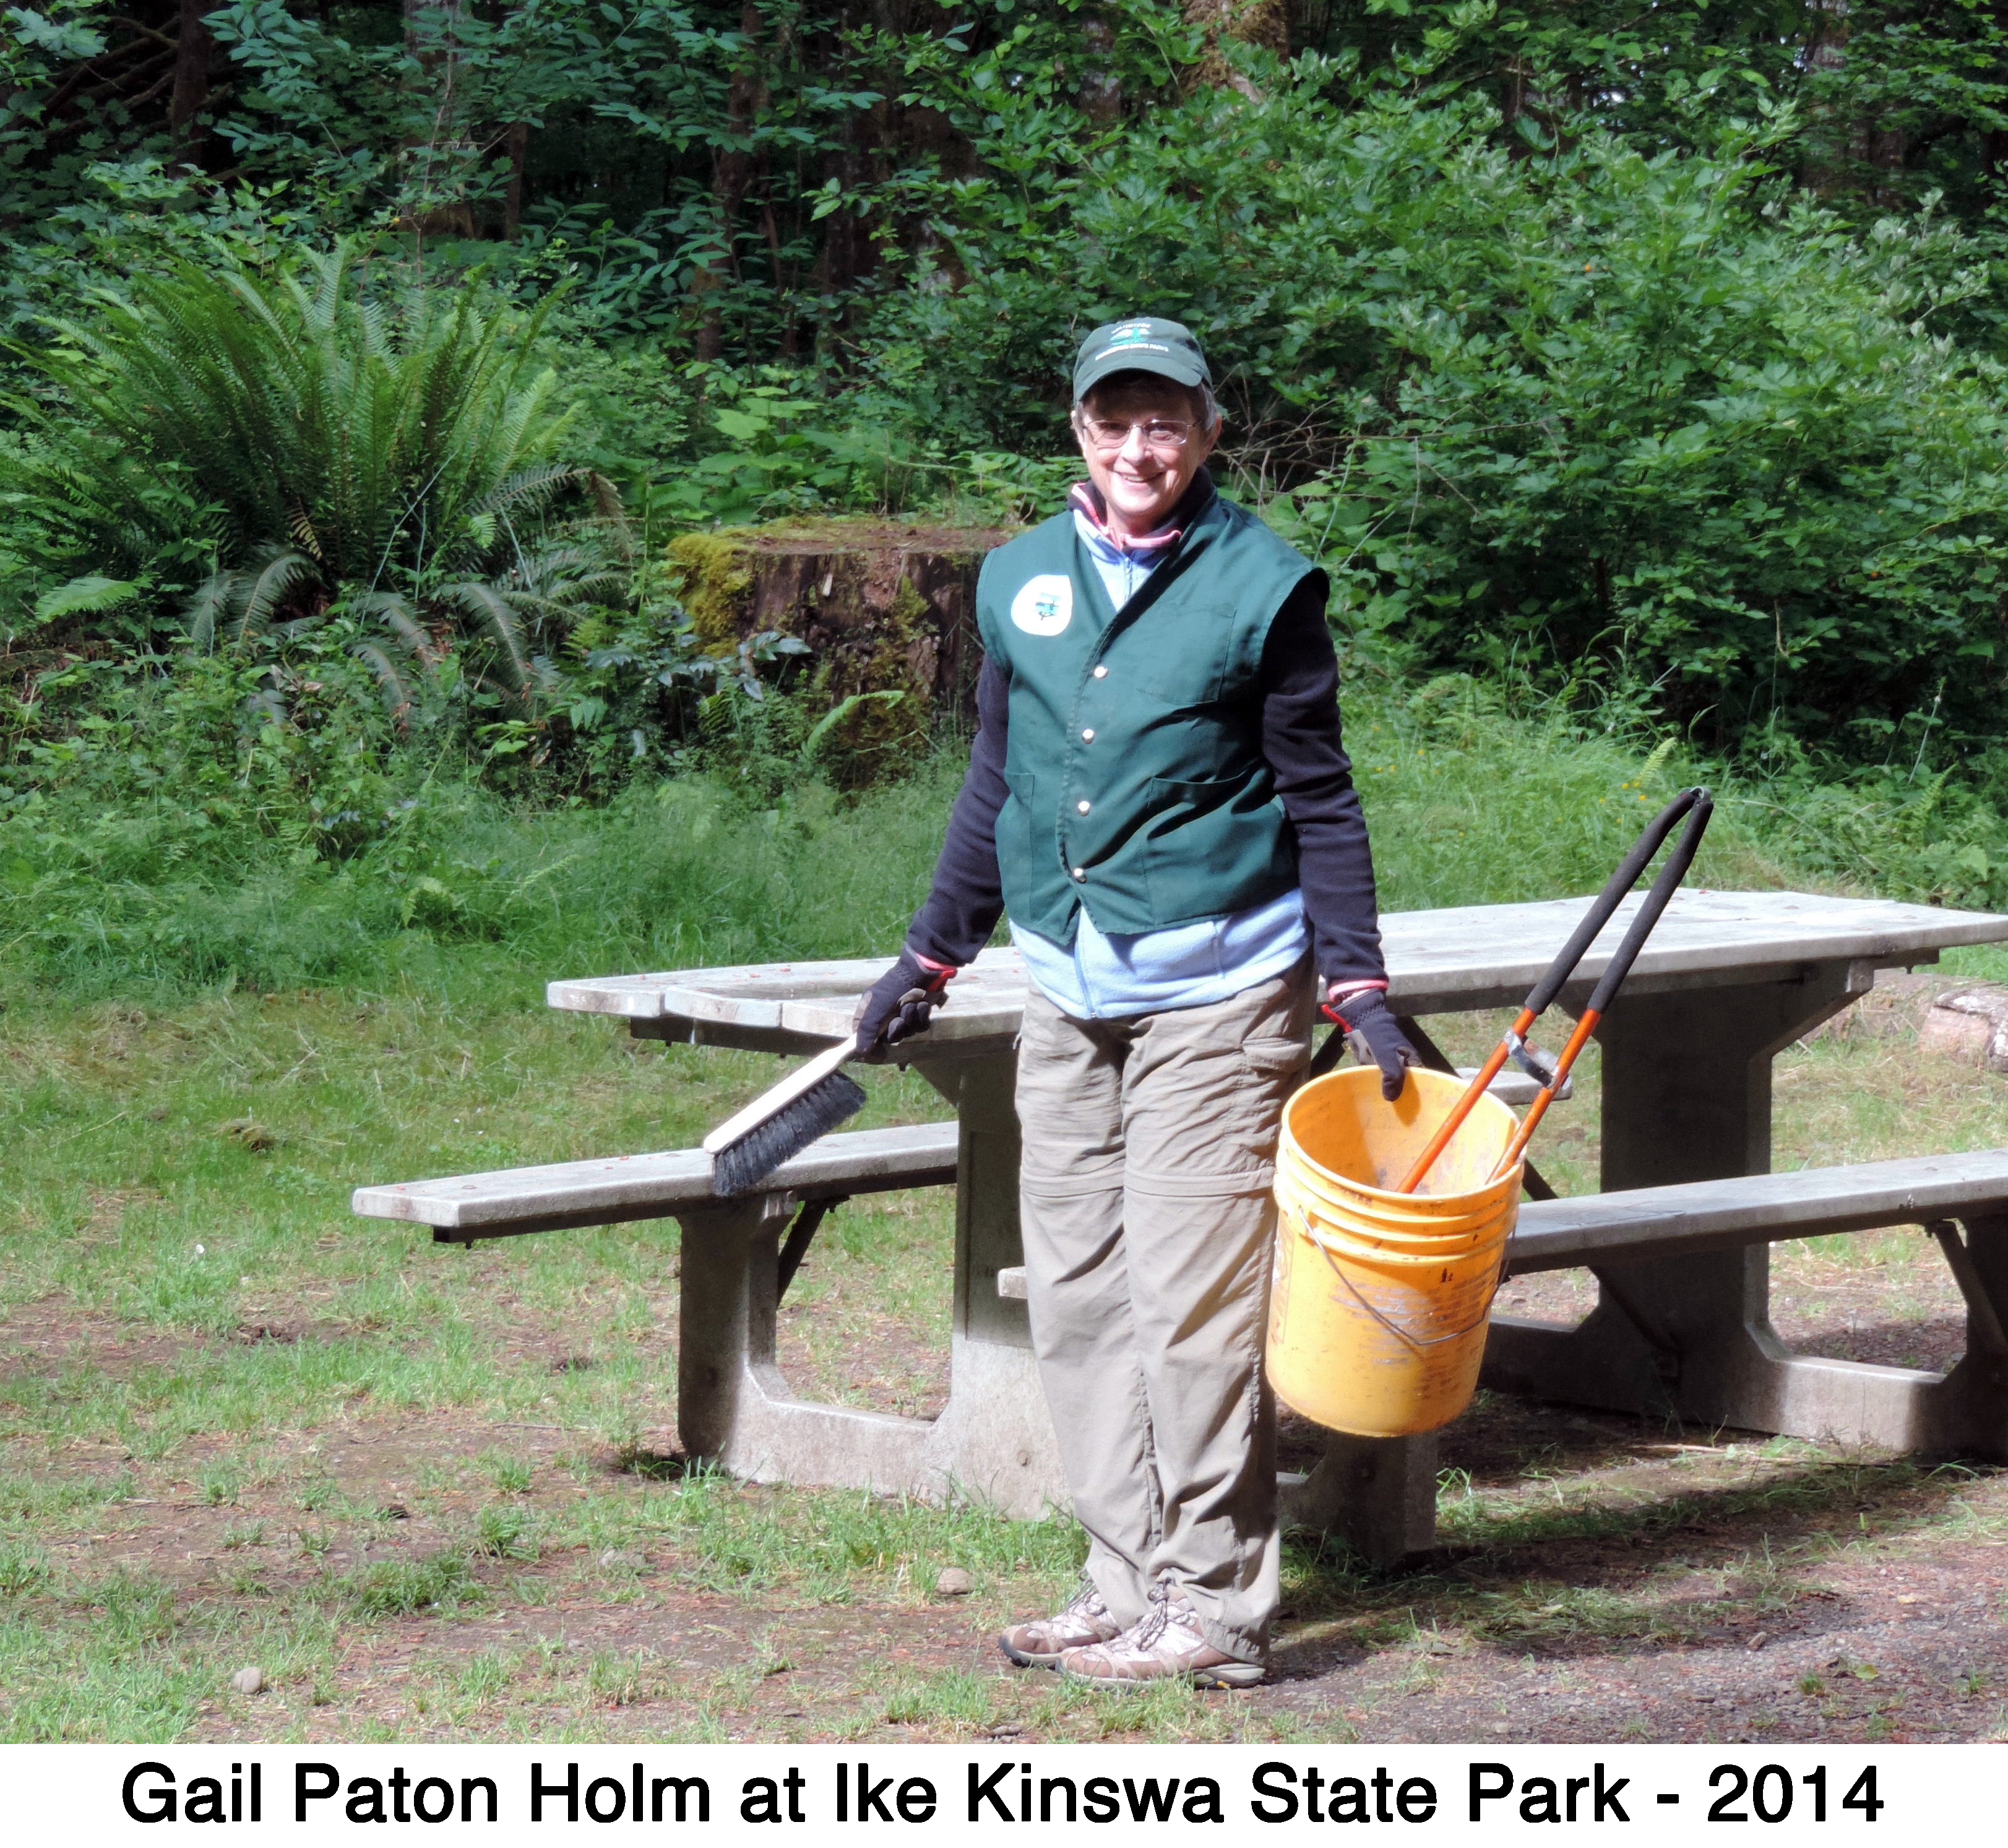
[701, 1034, 863, 1155]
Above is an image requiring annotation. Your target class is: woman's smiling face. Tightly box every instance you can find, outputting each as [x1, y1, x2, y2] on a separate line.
[1073, 374, 1220, 539]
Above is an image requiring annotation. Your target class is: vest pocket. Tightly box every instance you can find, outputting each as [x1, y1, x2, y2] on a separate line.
[1141, 774, 1246, 836]
[1140, 774, 1290, 924]
[1130, 610, 1233, 706]
[999, 767, 1042, 888]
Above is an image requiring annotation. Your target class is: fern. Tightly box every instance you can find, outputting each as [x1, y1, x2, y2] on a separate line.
[6, 238, 600, 594]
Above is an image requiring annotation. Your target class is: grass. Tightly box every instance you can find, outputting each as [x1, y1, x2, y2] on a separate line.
[1, 674, 1803, 1004]
[0, 948, 2000, 1741]
[0, 691, 2003, 1740]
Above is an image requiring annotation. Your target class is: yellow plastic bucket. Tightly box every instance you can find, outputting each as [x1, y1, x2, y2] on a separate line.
[1267, 1066, 1522, 1438]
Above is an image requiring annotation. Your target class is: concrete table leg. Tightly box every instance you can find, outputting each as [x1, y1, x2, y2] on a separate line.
[674, 1194, 786, 1462]
[675, 1192, 954, 1492]
[1477, 961, 2008, 1448]
[923, 1050, 1068, 1517]
[1923, 1213, 2008, 1459]
[670, 1051, 1066, 1516]
[1281, 1432, 1440, 1563]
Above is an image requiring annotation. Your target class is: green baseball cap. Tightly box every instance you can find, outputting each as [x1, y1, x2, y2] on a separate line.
[1072, 316, 1211, 400]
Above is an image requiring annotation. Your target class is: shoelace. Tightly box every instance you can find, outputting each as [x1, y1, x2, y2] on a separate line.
[1066, 1584, 1107, 1623]
[1124, 1578, 1176, 1653]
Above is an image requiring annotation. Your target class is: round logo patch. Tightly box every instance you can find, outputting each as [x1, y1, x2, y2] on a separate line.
[1010, 574, 1073, 637]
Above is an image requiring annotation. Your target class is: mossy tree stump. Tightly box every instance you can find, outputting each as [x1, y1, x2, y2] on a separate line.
[668, 521, 1017, 746]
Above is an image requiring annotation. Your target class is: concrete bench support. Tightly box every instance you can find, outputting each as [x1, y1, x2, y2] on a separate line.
[668, 1052, 1065, 1517]
[1280, 1432, 1440, 1561]
[1484, 966, 1863, 1432]
[672, 1189, 1062, 1515]
[1488, 1146, 2008, 1464]
[354, 1093, 1069, 1519]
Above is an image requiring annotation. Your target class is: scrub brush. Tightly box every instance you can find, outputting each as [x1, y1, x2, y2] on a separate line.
[703, 1033, 869, 1198]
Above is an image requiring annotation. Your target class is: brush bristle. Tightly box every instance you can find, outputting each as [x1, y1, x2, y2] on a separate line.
[709, 1070, 868, 1197]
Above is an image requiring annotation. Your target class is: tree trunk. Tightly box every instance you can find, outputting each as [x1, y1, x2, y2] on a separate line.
[1867, 123, 1908, 206]
[169, 0, 215, 160]
[668, 519, 1017, 762]
[400, 0, 472, 234]
[1184, 0, 1288, 97]
[698, 2, 764, 363]
[502, 119, 528, 240]
[1798, 0, 1850, 198]
[1079, 12, 1122, 124]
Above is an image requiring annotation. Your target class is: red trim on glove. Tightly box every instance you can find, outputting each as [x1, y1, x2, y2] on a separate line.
[1322, 977, 1388, 1029]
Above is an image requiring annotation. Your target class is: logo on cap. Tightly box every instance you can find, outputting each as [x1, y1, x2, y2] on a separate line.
[1010, 573, 1073, 637]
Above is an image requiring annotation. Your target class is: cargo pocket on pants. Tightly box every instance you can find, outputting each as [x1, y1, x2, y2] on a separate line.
[1236, 1034, 1310, 1153]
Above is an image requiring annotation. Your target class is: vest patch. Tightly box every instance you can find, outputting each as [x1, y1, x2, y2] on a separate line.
[1009, 573, 1073, 636]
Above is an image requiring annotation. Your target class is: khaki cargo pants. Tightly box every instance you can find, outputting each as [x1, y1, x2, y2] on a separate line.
[1014, 957, 1316, 1665]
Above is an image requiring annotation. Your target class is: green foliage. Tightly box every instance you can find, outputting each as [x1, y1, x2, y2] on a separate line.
[1314, 0, 2008, 230]
[881, 66, 2008, 754]
[0, 0, 2004, 886]
[7, 240, 603, 602]
[0, 644, 967, 994]
[0, 651, 1845, 1002]
[1739, 758, 2008, 913]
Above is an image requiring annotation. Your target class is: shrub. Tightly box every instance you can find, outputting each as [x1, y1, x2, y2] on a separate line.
[6, 239, 612, 613]
[877, 63, 2008, 760]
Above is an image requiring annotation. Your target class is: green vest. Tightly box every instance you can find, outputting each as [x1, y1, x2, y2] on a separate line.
[976, 491, 1322, 946]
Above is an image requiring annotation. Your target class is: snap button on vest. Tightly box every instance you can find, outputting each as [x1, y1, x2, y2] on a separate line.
[1072, 868, 1086, 881]
[1081, 728, 1095, 741]
[1077, 800, 1091, 814]
[1093, 665, 1108, 678]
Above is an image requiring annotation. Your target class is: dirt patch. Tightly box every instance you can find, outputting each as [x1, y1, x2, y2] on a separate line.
[6, 1292, 2006, 1745]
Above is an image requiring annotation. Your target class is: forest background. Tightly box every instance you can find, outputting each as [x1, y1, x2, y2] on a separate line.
[4, 0, 2008, 990]
[13, 0, 2008, 1745]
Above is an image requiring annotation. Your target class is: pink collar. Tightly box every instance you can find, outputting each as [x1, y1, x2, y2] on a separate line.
[1068, 481, 1190, 557]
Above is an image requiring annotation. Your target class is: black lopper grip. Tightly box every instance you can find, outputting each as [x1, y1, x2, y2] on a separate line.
[1583, 788, 1713, 1015]
[1521, 787, 1714, 1018]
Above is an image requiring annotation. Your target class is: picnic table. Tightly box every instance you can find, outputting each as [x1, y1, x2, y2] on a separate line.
[546, 889, 2008, 1539]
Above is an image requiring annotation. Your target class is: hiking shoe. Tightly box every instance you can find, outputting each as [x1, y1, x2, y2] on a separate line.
[1059, 1580, 1265, 1690]
[998, 1582, 1122, 1669]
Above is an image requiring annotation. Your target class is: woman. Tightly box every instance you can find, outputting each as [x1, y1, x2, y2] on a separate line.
[855, 317, 1413, 1688]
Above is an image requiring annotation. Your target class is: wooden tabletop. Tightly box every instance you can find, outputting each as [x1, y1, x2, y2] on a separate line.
[548, 889, 2008, 1050]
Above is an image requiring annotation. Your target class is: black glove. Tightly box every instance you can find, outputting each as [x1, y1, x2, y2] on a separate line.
[1324, 987, 1418, 1102]
[853, 949, 955, 1058]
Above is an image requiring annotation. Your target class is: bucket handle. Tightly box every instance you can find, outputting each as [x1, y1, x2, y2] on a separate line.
[1283, 1199, 1507, 1353]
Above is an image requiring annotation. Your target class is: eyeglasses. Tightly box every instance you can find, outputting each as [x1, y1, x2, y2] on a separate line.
[1076, 415, 1198, 453]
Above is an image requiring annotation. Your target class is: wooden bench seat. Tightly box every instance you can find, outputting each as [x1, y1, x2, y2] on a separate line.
[999, 1147, 2008, 1561]
[994, 1149, 2008, 1300]
[351, 1066, 1540, 1250]
[351, 1121, 960, 1243]
[1505, 1148, 2008, 1272]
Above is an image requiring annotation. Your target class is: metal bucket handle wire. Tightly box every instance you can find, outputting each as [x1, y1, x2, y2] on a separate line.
[1282, 1197, 1508, 1353]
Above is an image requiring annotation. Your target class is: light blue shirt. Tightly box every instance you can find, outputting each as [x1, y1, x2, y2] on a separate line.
[1009, 514, 1310, 1021]
[1075, 506, 1163, 613]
